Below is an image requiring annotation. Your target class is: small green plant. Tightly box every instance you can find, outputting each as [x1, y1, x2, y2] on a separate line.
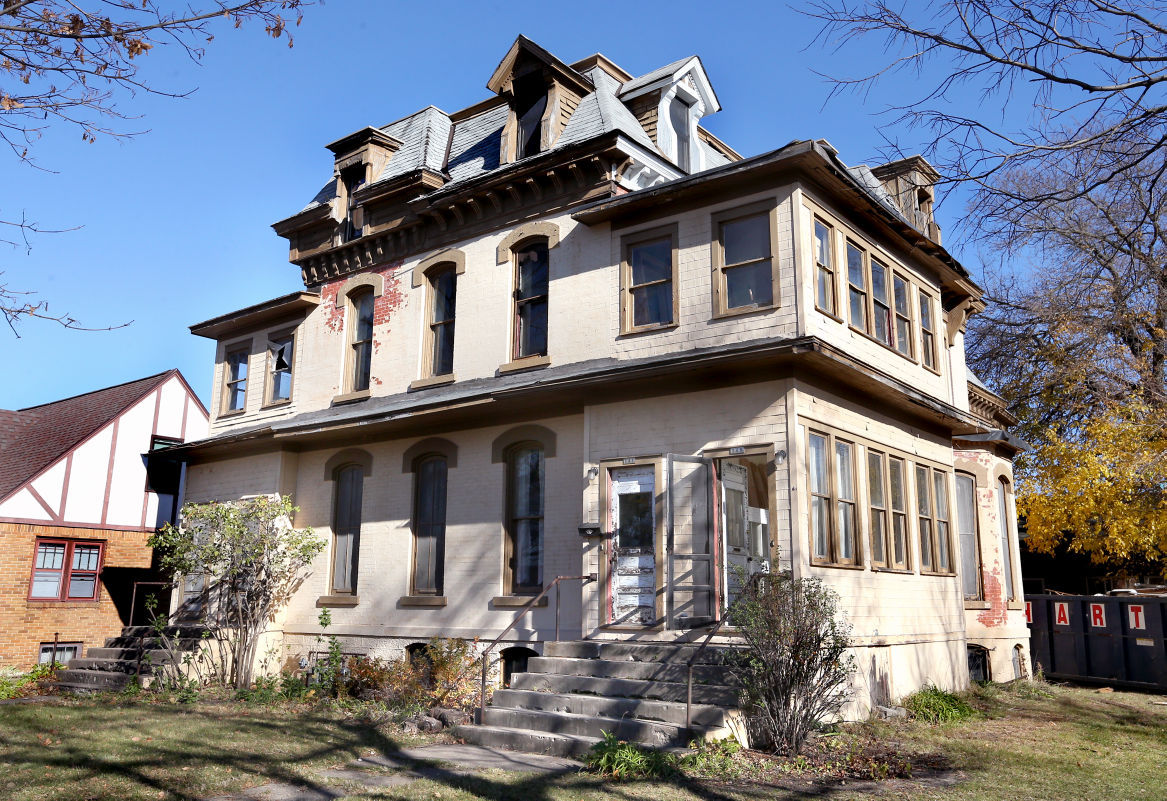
[313, 607, 346, 698]
[0, 663, 57, 700]
[584, 731, 678, 779]
[902, 684, 976, 723]
[679, 738, 746, 778]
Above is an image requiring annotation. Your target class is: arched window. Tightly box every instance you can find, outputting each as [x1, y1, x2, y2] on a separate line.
[512, 239, 549, 360]
[500, 646, 538, 688]
[331, 464, 364, 595]
[998, 478, 1016, 601]
[956, 473, 983, 601]
[347, 289, 375, 393]
[506, 443, 544, 594]
[412, 455, 448, 596]
[427, 265, 457, 377]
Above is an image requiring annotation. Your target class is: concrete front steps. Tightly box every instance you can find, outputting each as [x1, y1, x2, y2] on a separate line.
[53, 625, 211, 693]
[453, 639, 744, 758]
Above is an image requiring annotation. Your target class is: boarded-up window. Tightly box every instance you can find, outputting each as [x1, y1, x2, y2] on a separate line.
[332, 465, 363, 594]
[412, 456, 448, 596]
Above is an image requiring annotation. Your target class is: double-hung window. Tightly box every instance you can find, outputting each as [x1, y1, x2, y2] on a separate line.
[412, 455, 448, 596]
[870, 257, 892, 346]
[814, 218, 837, 315]
[222, 346, 249, 414]
[846, 241, 869, 332]
[956, 473, 983, 600]
[808, 431, 859, 566]
[916, 465, 953, 573]
[331, 464, 363, 595]
[714, 204, 775, 314]
[506, 444, 544, 593]
[919, 290, 939, 371]
[427, 266, 457, 376]
[622, 227, 676, 331]
[29, 539, 103, 601]
[846, 241, 900, 350]
[868, 450, 910, 570]
[266, 333, 294, 405]
[347, 291, 375, 392]
[893, 274, 914, 357]
[513, 240, 549, 359]
[998, 479, 1017, 601]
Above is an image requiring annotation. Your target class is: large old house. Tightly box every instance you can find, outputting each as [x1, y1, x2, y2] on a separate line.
[173, 37, 1027, 744]
[0, 371, 208, 668]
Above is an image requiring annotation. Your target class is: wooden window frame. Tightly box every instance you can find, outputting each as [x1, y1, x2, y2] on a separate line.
[410, 454, 448, 597]
[345, 289, 375, 394]
[998, 477, 1018, 602]
[620, 224, 679, 334]
[845, 239, 870, 334]
[27, 538, 104, 602]
[511, 237, 550, 362]
[813, 216, 840, 319]
[887, 455, 911, 571]
[504, 442, 545, 595]
[956, 472, 984, 601]
[711, 200, 779, 318]
[263, 329, 296, 408]
[220, 343, 250, 416]
[806, 429, 862, 568]
[916, 464, 955, 575]
[424, 263, 458, 379]
[867, 449, 898, 570]
[892, 272, 916, 359]
[919, 289, 940, 373]
[869, 256, 893, 348]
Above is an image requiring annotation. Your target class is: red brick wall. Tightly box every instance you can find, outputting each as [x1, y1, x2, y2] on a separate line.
[0, 522, 153, 668]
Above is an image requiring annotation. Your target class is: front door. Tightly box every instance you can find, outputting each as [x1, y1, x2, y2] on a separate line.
[609, 466, 657, 625]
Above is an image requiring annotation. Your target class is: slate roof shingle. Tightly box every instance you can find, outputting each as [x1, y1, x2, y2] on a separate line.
[0, 371, 177, 504]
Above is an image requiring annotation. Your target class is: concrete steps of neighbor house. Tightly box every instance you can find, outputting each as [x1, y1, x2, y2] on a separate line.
[453, 639, 744, 757]
[53, 669, 133, 692]
[53, 625, 210, 695]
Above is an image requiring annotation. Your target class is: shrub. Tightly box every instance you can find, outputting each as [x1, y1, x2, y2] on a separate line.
[679, 738, 748, 778]
[584, 731, 677, 779]
[902, 685, 976, 723]
[0, 664, 57, 701]
[725, 570, 855, 755]
[339, 637, 481, 715]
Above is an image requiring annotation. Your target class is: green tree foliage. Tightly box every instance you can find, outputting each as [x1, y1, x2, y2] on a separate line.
[149, 495, 322, 689]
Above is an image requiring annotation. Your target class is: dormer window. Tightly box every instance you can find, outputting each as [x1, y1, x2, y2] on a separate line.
[514, 71, 548, 160]
[669, 95, 692, 172]
[340, 164, 366, 243]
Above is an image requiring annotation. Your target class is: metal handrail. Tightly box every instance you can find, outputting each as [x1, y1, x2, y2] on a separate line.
[477, 574, 594, 723]
[685, 614, 729, 730]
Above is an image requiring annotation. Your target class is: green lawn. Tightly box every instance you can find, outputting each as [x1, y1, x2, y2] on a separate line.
[0, 682, 1162, 800]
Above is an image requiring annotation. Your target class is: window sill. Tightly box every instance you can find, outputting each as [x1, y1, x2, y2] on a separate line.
[871, 567, 914, 575]
[316, 595, 359, 608]
[399, 595, 448, 607]
[618, 322, 678, 338]
[920, 571, 957, 578]
[809, 561, 866, 571]
[964, 600, 991, 610]
[492, 595, 548, 608]
[331, 389, 370, 406]
[217, 408, 246, 420]
[847, 323, 920, 366]
[498, 354, 550, 375]
[712, 302, 777, 321]
[409, 374, 456, 391]
[261, 398, 292, 411]
[815, 306, 844, 324]
[26, 599, 100, 606]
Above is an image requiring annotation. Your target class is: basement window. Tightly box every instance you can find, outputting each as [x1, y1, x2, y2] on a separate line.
[500, 646, 538, 688]
[39, 642, 81, 665]
[967, 645, 990, 682]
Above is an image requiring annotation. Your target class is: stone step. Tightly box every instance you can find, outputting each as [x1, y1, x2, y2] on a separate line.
[509, 671, 738, 706]
[481, 706, 711, 748]
[490, 689, 729, 729]
[116, 625, 211, 639]
[66, 651, 180, 673]
[542, 640, 739, 665]
[526, 656, 738, 686]
[86, 647, 140, 660]
[54, 669, 132, 690]
[451, 724, 600, 758]
[103, 636, 205, 650]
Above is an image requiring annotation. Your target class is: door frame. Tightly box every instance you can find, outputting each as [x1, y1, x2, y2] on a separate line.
[598, 457, 666, 629]
[705, 445, 779, 612]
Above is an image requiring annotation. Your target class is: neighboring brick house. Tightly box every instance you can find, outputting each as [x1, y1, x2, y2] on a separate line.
[0, 371, 208, 668]
[171, 37, 1028, 720]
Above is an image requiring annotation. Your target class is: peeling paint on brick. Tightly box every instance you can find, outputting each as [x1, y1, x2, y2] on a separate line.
[319, 261, 406, 337]
[978, 568, 1009, 627]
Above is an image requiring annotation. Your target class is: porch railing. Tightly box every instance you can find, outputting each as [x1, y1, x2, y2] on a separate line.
[477, 574, 595, 723]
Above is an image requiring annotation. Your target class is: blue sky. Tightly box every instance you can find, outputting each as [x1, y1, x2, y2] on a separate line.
[3, 0, 982, 409]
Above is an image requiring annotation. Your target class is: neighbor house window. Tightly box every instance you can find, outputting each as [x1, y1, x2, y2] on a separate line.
[714, 205, 775, 314]
[222, 346, 249, 414]
[919, 290, 938, 371]
[622, 227, 676, 331]
[808, 431, 859, 566]
[28, 539, 103, 601]
[427, 265, 457, 377]
[266, 332, 294, 404]
[347, 290, 375, 392]
[998, 478, 1017, 601]
[956, 473, 983, 600]
[506, 444, 544, 593]
[814, 218, 837, 315]
[893, 273, 914, 357]
[411, 455, 448, 596]
[916, 465, 953, 574]
[513, 239, 549, 359]
[39, 642, 81, 665]
[331, 464, 363, 594]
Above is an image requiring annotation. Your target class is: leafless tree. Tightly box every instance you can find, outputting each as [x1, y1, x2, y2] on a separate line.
[1, 0, 308, 334]
[808, 1, 1167, 239]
